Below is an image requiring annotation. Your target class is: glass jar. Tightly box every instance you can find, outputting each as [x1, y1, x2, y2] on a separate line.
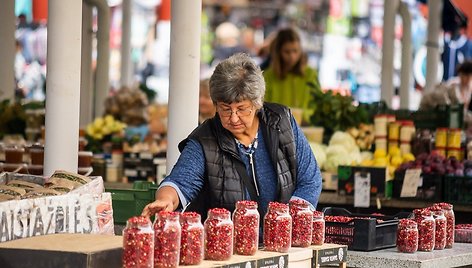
[204, 208, 233, 261]
[154, 211, 181, 268]
[396, 219, 418, 253]
[122, 216, 154, 268]
[233, 200, 259, 255]
[431, 209, 447, 250]
[179, 212, 204, 265]
[311, 211, 325, 246]
[264, 202, 292, 253]
[289, 199, 313, 247]
[435, 203, 455, 248]
[413, 208, 435, 252]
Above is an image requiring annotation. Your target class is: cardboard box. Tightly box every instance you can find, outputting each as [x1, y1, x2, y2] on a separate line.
[0, 173, 114, 242]
[0, 234, 122, 268]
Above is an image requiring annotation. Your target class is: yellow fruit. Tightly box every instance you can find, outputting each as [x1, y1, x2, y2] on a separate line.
[402, 153, 415, 162]
[390, 155, 403, 168]
[373, 157, 388, 167]
[388, 146, 401, 157]
[374, 149, 387, 159]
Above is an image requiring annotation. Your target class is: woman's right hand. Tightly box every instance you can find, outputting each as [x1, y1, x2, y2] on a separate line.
[141, 199, 174, 217]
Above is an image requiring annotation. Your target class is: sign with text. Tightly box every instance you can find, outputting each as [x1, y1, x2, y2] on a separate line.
[400, 169, 422, 197]
[256, 255, 288, 268]
[354, 171, 370, 207]
[314, 246, 347, 266]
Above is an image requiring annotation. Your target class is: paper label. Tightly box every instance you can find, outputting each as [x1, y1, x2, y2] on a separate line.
[354, 171, 370, 207]
[400, 169, 421, 197]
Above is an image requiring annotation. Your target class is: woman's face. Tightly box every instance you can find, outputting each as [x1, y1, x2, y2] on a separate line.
[280, 41, 302, 70]
[217, 100, 256, 135]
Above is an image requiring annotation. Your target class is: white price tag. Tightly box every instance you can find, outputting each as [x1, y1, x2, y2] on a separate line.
[400, 169, 422, 197]
[354, 171, 370, 208]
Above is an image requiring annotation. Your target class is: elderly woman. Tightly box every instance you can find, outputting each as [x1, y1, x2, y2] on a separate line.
[142, 53, 322, 218]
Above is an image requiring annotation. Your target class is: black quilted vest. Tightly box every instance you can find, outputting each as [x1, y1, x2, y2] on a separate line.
[178, 102, 297, 218]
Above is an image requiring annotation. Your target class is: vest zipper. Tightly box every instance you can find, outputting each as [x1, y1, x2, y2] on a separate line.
[248, 152, 260, 196]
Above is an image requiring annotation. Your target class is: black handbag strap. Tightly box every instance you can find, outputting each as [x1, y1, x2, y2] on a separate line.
[235, 161, 259, 202]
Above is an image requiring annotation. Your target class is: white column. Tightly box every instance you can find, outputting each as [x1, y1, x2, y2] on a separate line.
[120, 0, 133, 87]
[85, 0, 110, 118]
[398, 2, 412, 109]
[166, 0, 202, 173]
[44, 0, 82, 176]
[424, 0, 443, 92]
[0, 0, 16, 101]
[380, 0, 400, 107]
[80, 3, 94, 127]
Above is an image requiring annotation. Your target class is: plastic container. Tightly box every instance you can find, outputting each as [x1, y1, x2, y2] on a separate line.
[78, 151, 93, 167]
[312, 211, 325, 246]
[413, 208, 435, 252]
[29, 146, 44, 165]
[375, 137, 387, 152]
[434, 202, 455, 248]
[431, 209, 447, 250]
[289, 199, 313, 247]
[179, 212, 204, 265]
[447, 148, 464, 161]
[388, 122, 400, 140]
[323, 207, 411, 251]
[233, 200, 259, 255]
[396, 219, 418, 253]
[400, 121, 415, 142]
[27, 164, 43, 176]
[204, 208, 233, 261]
[264, 202, 292, 253]
[122, 216, 154, 268]
[400, 141, 411, 155]
[154, 211, 181, 267]
[374, 115, 388, 137]
[455, 224, 472, 243]
[447, 128, 462, 148]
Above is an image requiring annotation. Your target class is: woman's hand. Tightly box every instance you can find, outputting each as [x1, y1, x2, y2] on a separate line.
[141, 186, 179, 217]
[141, 199, 174, 217]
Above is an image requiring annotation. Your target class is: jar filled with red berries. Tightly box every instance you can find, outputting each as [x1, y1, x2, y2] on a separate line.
[154, 211, 181, 268]
[434, 202, 455, 248]
[204, 208, 234, 261]
[289, 199, 313, 247]
[396, 219, 418, 253]
[122, 216, 154, 268]
[233, 200, 260, 256]
[311, 211, 325, 246]
[431, 208, 447, 250]
[264, 202, 292, 253]
[413, 208, 435, 252]
[179, 212, 204, 265]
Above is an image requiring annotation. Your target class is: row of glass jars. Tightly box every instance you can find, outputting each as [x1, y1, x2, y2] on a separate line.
[122, 200, 326, 267]
[397, 203, 455, 253]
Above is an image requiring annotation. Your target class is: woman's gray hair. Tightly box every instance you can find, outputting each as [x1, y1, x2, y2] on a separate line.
[209, 53, 265, 108]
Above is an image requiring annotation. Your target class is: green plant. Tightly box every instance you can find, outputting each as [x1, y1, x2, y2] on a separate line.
[308, 88, 369, 139]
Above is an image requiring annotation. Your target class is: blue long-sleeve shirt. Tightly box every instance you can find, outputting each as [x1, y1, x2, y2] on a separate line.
[160, 116, 322, 216]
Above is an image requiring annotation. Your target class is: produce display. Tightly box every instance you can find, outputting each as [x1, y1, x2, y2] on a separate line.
[431, 209, 447, 250]
[396, 219, 418, 253]
[122, 216, 154, 268]
[233, 200, 259, 255]
[455, 224, 472, 243]
[153, 211, 181, 268]
[413, 208, 435, 252]
[432, 202, 455, 248]
[312, 211, 325, 246]
[264, 202, 292, 253]
[289, 199, 313, 247]
[179, 212, 204, 265]
[204, 208, 233, 261]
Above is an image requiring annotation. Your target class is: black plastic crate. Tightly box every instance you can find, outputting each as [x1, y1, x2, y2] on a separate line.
[445, 175, 472, 204]
[392, 172, 444, 201]
[322, 207, 411, 251]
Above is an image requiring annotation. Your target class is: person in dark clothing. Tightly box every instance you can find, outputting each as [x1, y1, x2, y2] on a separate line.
[142, 53, 322, 219]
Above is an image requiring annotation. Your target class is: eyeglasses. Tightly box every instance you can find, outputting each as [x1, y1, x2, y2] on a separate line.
[218, 106, 253, 118]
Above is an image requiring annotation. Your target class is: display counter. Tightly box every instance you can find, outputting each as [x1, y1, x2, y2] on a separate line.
[347, 243, 472, 268]
[0, 233, 347, 268]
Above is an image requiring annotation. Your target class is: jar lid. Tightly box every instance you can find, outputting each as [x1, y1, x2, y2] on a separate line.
[236, 200, 258, 209]
[401, 120, 415, 126]
[180, 211, 201, 221]
[126, 216, 151, 227]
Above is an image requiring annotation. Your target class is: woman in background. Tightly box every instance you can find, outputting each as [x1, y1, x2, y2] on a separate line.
[263, 28, 321, 125]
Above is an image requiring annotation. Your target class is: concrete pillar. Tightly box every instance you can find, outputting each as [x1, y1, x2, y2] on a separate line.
[398, 2, 412, 109]
[380, 0, 400, 107]
[425, 0, 443, 92]
[0, 0, 16, 101]
[120, 0, 133, 87]
[80, 3, 94, 127]
[44, 0, 82, 176]
[85, 0, 110, 118]
[166, 0, 201, 173]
